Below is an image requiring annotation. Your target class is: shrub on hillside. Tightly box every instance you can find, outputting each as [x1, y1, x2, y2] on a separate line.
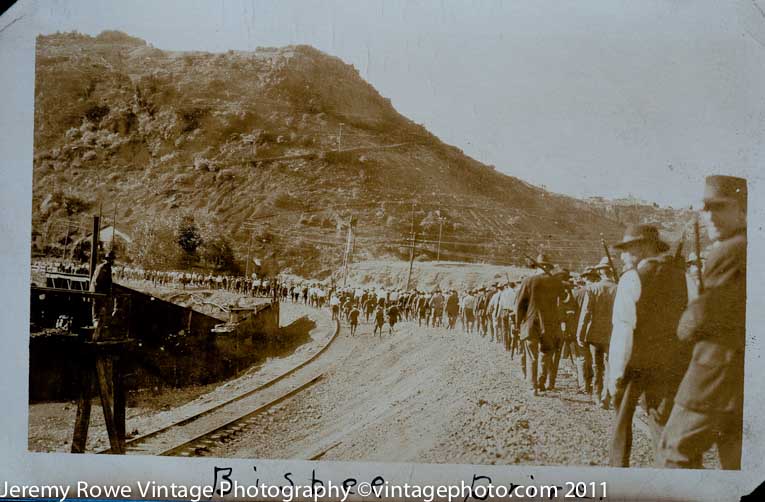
[323, 149, 358, 165]
[84, 104, 110, 124]
[202, 236, 238, 273]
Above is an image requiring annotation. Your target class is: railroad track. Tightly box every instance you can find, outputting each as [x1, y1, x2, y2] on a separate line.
[99, 312, 342, 456]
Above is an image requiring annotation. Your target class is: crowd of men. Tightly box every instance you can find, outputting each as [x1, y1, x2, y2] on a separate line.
[310, 175, 747, 470]
[68, 175, 746, 470]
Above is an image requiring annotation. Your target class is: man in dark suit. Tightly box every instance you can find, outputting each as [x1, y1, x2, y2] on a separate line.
[514, 254, 566, 396]
[607, 225, 690, 467]
[657, 175, 747, 470]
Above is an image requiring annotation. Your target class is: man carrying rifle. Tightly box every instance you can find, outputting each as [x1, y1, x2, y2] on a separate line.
[514, 254, 567, 396]
[607, 225, 691, 467]
[576, 257, 617, 408]
[657, 175, 747, 470]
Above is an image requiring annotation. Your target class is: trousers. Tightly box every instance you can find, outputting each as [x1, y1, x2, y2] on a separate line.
[610, 368, 674, 467]
[656, 403, 742, 470]
[521, 336, 556, 391]
[583, 341, 608, 399]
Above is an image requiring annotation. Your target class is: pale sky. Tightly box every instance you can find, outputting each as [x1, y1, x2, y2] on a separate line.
[26, 0, 765, 207]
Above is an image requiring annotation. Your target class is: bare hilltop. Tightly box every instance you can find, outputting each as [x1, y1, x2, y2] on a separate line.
[32, 31, 687, 277]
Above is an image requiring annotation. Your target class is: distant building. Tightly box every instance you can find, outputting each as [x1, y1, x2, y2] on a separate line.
[94, 225, 133, 245]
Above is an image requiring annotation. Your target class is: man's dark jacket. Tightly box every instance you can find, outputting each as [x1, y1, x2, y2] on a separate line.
[675, 230, 746, 414]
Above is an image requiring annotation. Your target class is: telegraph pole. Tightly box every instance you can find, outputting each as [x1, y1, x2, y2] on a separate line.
[436, 215, 444, 262]
[89, 215, 100, 279]
[62, 221, 71, 262]
[111, 202, 118, 250]
[405, 201, 416, 290]
[342, 215, 354, 286]
[244, 229, 254, 278]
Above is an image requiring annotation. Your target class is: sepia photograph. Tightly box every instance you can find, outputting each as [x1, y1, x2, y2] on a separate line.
[2, 0, 764, 500]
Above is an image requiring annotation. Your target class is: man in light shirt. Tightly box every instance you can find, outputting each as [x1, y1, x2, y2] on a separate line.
[462, 289, 477, 334]
[488, 283, 504, 343]
[607, 224, 690, 467]
[496, 281, 517, 351]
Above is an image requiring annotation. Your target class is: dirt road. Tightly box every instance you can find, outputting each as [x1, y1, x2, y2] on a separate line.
[210, 317, 657, 467]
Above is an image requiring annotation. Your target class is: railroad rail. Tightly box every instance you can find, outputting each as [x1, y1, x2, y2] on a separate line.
[98, 312, 341, 456]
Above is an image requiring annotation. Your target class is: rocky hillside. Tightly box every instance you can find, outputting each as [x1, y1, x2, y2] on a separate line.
[33, 31, 635, 276]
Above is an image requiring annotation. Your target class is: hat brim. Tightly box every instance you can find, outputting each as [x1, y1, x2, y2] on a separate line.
[612, 237, 669, 252]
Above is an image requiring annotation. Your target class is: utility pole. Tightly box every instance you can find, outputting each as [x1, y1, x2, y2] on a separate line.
[436, 215, 445, 262]
[89, 215, 100, 280]
[97, 202, 103, 260]
[405, 201, 416, 290]
[244, 229, 254, 278]
[342, 215, 354, 286]
[111, 202, 118, 251]
[62, 221, 71, 262]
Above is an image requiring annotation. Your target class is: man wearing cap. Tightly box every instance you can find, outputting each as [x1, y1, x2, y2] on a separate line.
[657, 175, 747, 470]
[607, 225, 690, 467]
[514, 254, 567, 395]
[577, 258, 617, 407]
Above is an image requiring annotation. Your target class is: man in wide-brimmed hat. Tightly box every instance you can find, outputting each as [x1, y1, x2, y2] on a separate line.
[528, 253, 554, 274]
[607, 224, 691, 467]
[576, 256, 618, 408]
[657, 175, 746, 470]
[514, 253, 568, 395]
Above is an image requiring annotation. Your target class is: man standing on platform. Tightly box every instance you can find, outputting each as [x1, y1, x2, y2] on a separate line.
[657, 175, 747, 470]
[90, 249, 116, 341]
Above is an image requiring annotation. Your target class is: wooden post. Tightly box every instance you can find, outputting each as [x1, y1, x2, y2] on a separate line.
[342, 215, 353, 286]
[62, 221, 71, 262]
[89, 215, 100, 280]
[436, 216, 444, 262]
[95, 357, 121, 453]
[71, 359, 93, 453]
[112, 355, 125, 450]
[406, 233, 417, 291]
[245, 229, 253, 279]
[405, 202, 416, 290]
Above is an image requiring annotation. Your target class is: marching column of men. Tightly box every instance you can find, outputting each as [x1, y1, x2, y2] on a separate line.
[509, 175, 746, 469]
[210, 174, 744, 470]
